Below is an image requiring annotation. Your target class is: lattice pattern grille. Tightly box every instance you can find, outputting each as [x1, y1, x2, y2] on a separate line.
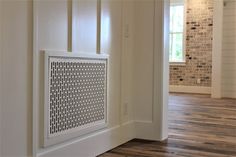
[46, 56, 107, 138]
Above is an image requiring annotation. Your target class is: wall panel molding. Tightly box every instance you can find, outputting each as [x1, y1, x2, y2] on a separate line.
[33, 0, 135, 156]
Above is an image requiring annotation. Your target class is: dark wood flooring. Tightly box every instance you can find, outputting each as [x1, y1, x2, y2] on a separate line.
[99, 93, 236, 157]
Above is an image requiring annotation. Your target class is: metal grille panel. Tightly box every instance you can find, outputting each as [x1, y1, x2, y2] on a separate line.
[44, 53, 108, 146]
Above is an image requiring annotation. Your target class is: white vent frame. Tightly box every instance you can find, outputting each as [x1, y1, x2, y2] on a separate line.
[44, 51, 108, 147]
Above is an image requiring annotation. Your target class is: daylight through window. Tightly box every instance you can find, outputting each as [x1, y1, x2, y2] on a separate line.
[169, 3, 185, 62]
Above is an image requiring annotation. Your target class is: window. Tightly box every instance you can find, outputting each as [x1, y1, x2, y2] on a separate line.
[169, 2, 185, 63]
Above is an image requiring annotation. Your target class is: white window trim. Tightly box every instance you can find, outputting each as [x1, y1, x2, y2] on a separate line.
[169, 0, 187, 64]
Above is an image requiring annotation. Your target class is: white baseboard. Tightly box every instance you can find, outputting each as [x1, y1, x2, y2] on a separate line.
[169, 85, 211, 94]
[222, 92, 236, 99]
[38, 121, 135, 157]
[134, 121, 165, 141]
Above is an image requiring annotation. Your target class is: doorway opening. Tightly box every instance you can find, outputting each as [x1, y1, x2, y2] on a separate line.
[169, 0, 213, 95]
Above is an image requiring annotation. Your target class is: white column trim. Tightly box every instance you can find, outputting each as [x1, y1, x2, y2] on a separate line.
[211, 0, 223, 98]
[153, 0, 169, 140]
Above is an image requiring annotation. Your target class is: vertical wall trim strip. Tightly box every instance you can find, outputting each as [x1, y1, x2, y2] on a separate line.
[97, 0, 101, 54]
[67, 0, 72, 52]
[211, 0, 223, 98]
[0, 1, 2, 156]
[120, 0, 126, 124]
[71, 0, 77, 52]
[152, 0, 156, 123]
[33, 0, 39, 156]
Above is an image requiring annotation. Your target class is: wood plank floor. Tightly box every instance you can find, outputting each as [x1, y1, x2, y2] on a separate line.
[99, 93, 236, 157]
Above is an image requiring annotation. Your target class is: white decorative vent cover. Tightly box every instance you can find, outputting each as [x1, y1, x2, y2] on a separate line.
[44, 52, 108, 147]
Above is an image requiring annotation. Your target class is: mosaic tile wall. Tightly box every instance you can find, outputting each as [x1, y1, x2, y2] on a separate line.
[169, 0, 213, 87]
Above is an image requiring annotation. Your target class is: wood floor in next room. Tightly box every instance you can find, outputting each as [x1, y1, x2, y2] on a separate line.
[99, 93, 236, 157]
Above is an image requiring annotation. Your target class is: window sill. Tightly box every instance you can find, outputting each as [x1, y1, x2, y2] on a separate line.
[169, 62, 186, 66]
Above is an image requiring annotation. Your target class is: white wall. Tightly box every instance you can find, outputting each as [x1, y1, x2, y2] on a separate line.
[132, 0, 169, 141]
[222, 1, 236, 98]
[212, 0, 223, 98]
[72, 0, 98, 53]
[34, 1, 69, 155]
[0, 0, 135, 156]
[120, 0, 135, 123]
[0, 1, 2, 156]
[133, 0, 154, 122]
[33, 0, 135, 156]
[0, 0, 168, 156]
[0, 1, 33, 157]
